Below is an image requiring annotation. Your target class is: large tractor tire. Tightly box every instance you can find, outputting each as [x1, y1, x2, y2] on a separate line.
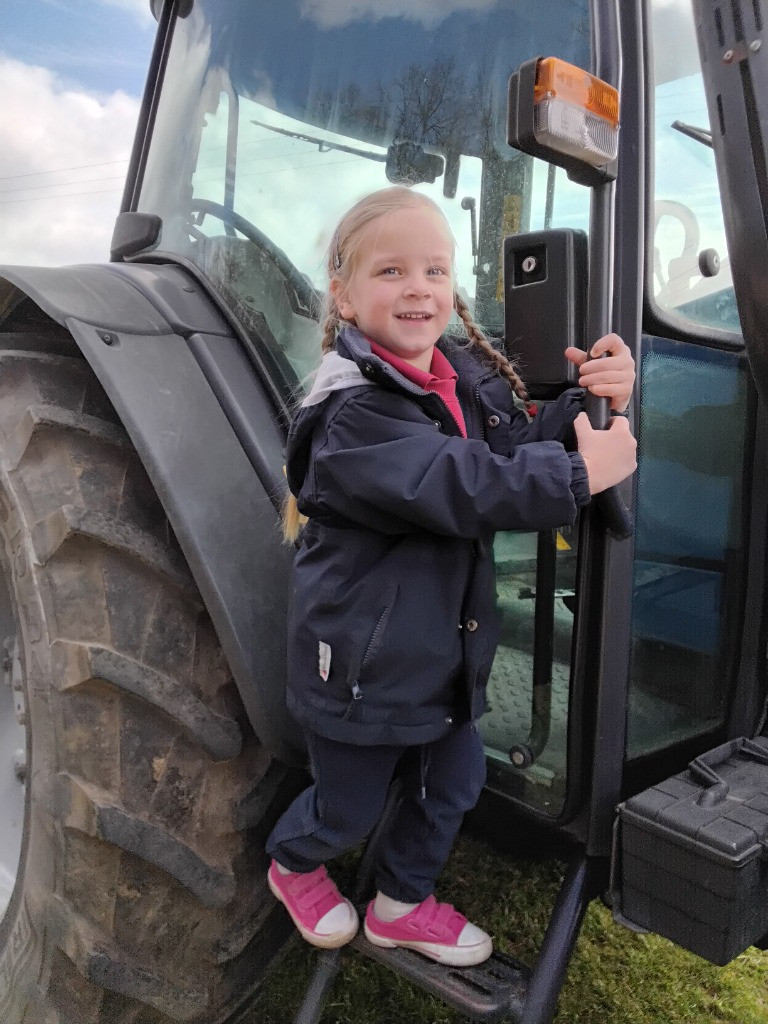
[0, 319, 299, 1024]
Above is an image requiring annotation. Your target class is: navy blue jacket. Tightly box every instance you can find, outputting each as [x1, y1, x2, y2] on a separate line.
[285, 326, 589, 746]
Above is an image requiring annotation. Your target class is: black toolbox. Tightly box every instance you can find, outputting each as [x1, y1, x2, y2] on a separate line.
[612, 736, 768, 965]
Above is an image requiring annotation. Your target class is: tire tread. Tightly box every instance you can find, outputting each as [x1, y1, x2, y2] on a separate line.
[0, 330, 295, 1024]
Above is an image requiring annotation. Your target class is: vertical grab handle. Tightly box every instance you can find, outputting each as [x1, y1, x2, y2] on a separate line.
[583, 391, 634, 541]
[509, 530, 557, 769]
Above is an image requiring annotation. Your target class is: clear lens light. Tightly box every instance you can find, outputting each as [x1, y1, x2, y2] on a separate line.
[534, 98, 619, 166]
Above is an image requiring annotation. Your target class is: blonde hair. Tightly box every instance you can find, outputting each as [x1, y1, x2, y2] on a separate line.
[283, 186, 528, 542]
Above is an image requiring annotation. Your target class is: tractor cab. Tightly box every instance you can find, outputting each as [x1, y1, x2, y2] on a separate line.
[126, 0, 762, 840]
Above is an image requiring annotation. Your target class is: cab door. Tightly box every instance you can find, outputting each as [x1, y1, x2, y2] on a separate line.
[475, 0, 767, 858]
[624, 0, 768, 789]
[630, 0, 766, 758]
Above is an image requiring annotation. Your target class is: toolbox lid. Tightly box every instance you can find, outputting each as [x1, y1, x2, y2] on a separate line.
[621, 737, 768, 866]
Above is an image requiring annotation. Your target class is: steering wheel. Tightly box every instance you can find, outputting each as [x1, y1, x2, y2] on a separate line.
[188, 198, 320, 317]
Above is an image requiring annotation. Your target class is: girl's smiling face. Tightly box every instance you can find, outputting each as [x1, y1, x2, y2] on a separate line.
[332, 205, 455, 372]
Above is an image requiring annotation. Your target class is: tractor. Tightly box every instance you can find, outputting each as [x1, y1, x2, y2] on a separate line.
[1, 0, 768, 1022]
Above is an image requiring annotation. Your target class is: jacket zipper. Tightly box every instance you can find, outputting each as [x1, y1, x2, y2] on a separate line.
[345, 599, 396, 712]
[342, 681, 363, 720]
[360, 602, 394, 673]
[432, 394, 465, 437]
[472, 371, 497, 442]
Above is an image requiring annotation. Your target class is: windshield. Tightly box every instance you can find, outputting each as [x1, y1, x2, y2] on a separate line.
[137, 0, 590, 387]
[136, 0, 593, 822]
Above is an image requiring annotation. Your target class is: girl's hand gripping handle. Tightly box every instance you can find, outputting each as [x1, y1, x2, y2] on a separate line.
[569, 333, 637, 540]
[573, 412, 637, 539]
[566, 333, 635, 413]
[573, 413, 637, 493]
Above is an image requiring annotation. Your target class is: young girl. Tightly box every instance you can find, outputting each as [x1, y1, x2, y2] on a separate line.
[266, 186, 636, 967]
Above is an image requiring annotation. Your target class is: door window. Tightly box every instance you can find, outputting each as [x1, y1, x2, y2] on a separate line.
[627, 0, 751, 762]
[628, 340, 748, 758]
[649, 1, 740, 335]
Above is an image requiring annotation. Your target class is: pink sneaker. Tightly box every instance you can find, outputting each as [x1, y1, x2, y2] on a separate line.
[364, 895, 493, 967]
[268, 861, 358, 949]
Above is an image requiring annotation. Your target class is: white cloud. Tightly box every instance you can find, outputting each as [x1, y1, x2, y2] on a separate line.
[0, 58, 140, 267]
[300, 0, 499, 30]
[98, 0, 156, 28]
[651, 0, 701, 83]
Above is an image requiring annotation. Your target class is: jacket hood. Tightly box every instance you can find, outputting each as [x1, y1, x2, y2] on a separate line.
[287, 329, 372, 497]
[301, 349, 367, 407]
[287, 324, 446, 497]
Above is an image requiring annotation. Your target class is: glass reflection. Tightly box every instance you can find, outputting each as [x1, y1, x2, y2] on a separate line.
[138, 0, 590, 386]
[627, 339, 747, 757]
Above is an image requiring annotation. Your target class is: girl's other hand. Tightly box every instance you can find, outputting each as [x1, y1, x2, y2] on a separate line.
[573, 412, 637, 495]
[565, 333, 635, 412]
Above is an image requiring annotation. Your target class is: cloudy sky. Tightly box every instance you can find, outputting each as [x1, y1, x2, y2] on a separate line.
[1, 0, 154, 266]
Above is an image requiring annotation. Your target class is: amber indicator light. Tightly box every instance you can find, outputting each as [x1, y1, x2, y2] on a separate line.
[533, 57, 619, 127]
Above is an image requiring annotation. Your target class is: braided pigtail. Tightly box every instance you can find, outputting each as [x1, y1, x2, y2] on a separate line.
[282, 492, 304, 544]
[283, 298, 342, 540]
[453, 292, 528, 402]
[321, 298, 343, 354]
[282, 236, 347, 542]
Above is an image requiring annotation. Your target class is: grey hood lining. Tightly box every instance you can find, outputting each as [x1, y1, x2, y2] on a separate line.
[301, 350, 368, 407]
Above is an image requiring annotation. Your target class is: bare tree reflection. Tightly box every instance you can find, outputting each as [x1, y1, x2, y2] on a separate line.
[392, 57, 471, 150]
[310, 55, 500, 163]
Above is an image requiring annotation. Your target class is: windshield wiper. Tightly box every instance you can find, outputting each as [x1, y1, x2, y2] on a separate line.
[251, 120, 444, 185]
[251, 119, 387, 162]
[671, 120, 713, 149]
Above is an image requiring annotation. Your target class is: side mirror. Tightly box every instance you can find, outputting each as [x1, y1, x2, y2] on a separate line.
[385, 141, 444, 186]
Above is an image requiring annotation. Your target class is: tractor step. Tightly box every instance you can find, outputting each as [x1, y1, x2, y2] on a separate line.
[351, 936, 530, 1023]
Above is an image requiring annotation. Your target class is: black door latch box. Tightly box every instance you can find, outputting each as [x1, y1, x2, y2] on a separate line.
[613, 736, 768, 965]
[503, 228, 587, 400]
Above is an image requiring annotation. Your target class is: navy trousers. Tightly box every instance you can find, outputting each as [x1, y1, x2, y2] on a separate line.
[266, 722, 486, 903]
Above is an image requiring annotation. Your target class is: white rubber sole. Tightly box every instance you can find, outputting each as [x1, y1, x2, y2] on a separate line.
[364, 920, 493, 967]
[268, 871, 359, 949]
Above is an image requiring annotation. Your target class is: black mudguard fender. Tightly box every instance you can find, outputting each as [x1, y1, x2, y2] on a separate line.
[0, 261, 303, 764]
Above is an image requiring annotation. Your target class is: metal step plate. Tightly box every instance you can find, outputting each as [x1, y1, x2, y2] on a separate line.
[351, 936, 530, 1023]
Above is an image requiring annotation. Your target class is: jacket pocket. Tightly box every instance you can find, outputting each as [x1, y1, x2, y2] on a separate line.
[341, 586, 398, 719]
[360, 594, 397, 674]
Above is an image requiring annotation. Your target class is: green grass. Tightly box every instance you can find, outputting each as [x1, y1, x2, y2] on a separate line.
[248, 834, 768, 1024]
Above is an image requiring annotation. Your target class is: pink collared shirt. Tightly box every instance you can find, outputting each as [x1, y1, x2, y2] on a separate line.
[368, 340, 467, 438]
